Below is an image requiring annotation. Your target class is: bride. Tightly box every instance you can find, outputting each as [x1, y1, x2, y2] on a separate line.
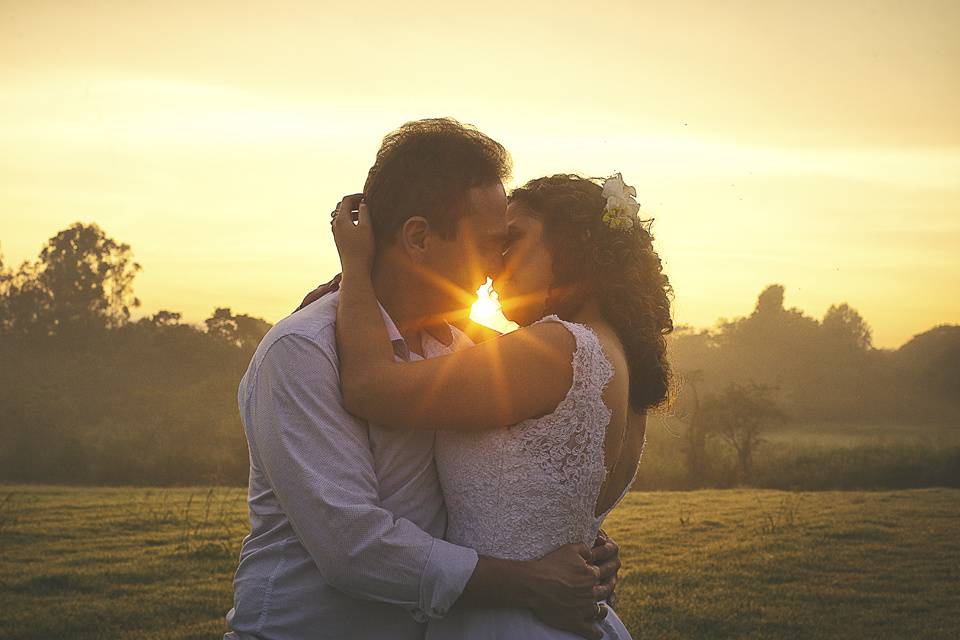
[331, 173, 673, 639]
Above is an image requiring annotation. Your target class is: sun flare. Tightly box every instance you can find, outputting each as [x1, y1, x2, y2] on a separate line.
[469, 277, 519, 334]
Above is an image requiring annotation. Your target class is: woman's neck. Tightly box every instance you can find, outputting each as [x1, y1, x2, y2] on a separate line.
[571, 297, 604, 326]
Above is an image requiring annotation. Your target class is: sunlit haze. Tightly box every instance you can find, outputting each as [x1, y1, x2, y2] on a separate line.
[470, 277, 520, 334]
[2, 1, 958, 347]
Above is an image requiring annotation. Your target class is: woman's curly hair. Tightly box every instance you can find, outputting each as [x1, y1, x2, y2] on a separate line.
[510, 174, 674, 412]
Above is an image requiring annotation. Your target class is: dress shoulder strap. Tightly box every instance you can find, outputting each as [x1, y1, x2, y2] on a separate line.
[533, 315, 615, 397]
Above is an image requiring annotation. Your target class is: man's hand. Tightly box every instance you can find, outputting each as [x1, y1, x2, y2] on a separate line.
[458, 538, 619, 640]
[294, 273, 341, 312]
[527, 543, 606, 640]
[592, 529, 621, 607]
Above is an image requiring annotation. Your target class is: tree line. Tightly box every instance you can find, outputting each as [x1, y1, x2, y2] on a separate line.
[1, 222, 957, 486]
[1, 223, 269, 485]
[667, 284, 960, 484]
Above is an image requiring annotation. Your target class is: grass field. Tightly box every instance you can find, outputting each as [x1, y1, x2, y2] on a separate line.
[1, 485, 958, 639]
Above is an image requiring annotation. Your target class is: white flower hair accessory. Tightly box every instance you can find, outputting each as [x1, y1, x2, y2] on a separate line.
[601, 172, 641, 231]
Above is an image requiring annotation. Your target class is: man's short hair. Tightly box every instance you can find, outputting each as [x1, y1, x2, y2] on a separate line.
[363, 118, 512, 246]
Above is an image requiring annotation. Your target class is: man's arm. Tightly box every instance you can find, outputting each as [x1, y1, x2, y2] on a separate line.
[249, 332, 477, 619]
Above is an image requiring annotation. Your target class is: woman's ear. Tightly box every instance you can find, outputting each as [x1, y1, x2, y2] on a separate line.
[400, 216, 430, 261]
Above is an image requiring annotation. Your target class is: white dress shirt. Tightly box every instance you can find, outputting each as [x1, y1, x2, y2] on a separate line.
[225, 291, 478, 640]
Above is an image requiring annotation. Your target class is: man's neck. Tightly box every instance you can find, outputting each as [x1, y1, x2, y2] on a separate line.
[372, 263, 453, 356]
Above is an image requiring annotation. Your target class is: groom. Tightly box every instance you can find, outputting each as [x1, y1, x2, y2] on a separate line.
[225, 118, 620, 640]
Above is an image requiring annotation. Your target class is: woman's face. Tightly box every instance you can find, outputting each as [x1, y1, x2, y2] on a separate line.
[497, 202, 556, 326]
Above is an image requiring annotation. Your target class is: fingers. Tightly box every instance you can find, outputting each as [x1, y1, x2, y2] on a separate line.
[318, 273, 342, 289]
[357, 202, 371, 228]
[593, 579, 614, 601]
[594, 553, 620, 582]
[339, 193, 363, 213]
[595, 602, 609, 621]
[590, 538, 620, 605]
[294, 274, 342, 312]
[539, 542, 611, 612]
[591, 538, 619, 605]
[334, 199, 372, 239]
[568, 603, 609, 639]
[590, 538, 618, 564]
[332, 193, 364, 230]
[341, 194, 363, 220]
[333, 195, 354, 231]
[592, 528, 610, 548]
[578, 603, 607, 622]
[576, 542, 593, 562]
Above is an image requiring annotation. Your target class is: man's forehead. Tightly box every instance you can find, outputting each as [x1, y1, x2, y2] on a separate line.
[466, 182, 507, 209]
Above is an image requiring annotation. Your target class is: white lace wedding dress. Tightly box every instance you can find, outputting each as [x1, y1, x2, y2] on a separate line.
[428, 316, 644, 640]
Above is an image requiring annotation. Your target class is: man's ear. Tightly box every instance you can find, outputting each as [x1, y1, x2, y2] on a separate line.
[399, 216, 430, 261]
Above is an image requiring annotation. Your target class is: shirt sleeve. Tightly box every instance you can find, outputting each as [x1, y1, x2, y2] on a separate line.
[247, 332, 478, 620]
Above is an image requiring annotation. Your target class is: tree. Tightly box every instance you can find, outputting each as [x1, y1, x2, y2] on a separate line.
[2, 223, 143, 337]
[0, 259, 51, 337]
[699, 383, 787, 482]
[711, 285, 820, 416]
[36, 223, 141, 333]
[205, 307, 272, 351]
[897, 325, 960, 417]
[0, 251, 8, 290]
[1, 223, 280, 486]
[673, 369, 712, 484]
[822, 303, 873, 351]
[142, 310, 183, 328]
[755, 284, 785, 316]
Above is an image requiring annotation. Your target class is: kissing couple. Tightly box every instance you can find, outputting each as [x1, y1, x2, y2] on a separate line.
[225, 118, 673, 640]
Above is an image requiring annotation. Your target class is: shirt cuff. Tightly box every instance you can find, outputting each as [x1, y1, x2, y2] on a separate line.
[411, 538, 479, 622]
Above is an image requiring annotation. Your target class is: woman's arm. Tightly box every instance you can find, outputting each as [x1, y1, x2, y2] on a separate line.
[332, 198, 575, 431]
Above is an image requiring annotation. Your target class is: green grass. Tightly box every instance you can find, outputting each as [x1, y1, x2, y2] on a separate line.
[1, 485, 958, 639]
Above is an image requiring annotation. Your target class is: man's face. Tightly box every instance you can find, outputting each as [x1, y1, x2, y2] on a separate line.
[422, 182, 509, 315]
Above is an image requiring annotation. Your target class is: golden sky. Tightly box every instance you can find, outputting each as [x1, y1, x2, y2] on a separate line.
[2, 0, 958, 348]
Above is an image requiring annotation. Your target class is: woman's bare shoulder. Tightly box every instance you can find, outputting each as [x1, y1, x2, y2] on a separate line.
[497, 317, 577, 359]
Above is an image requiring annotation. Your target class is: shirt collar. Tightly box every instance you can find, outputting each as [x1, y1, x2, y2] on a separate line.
[377, 301, 404, 343]
[377, 301, 412, 362]
[376, 301, 474, 361]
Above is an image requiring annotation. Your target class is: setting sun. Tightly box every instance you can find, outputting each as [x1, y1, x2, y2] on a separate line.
[469, 277, 519, 334]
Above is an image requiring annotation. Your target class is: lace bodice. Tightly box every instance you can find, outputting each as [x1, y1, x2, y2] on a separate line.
[435, 315, 644, 560]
